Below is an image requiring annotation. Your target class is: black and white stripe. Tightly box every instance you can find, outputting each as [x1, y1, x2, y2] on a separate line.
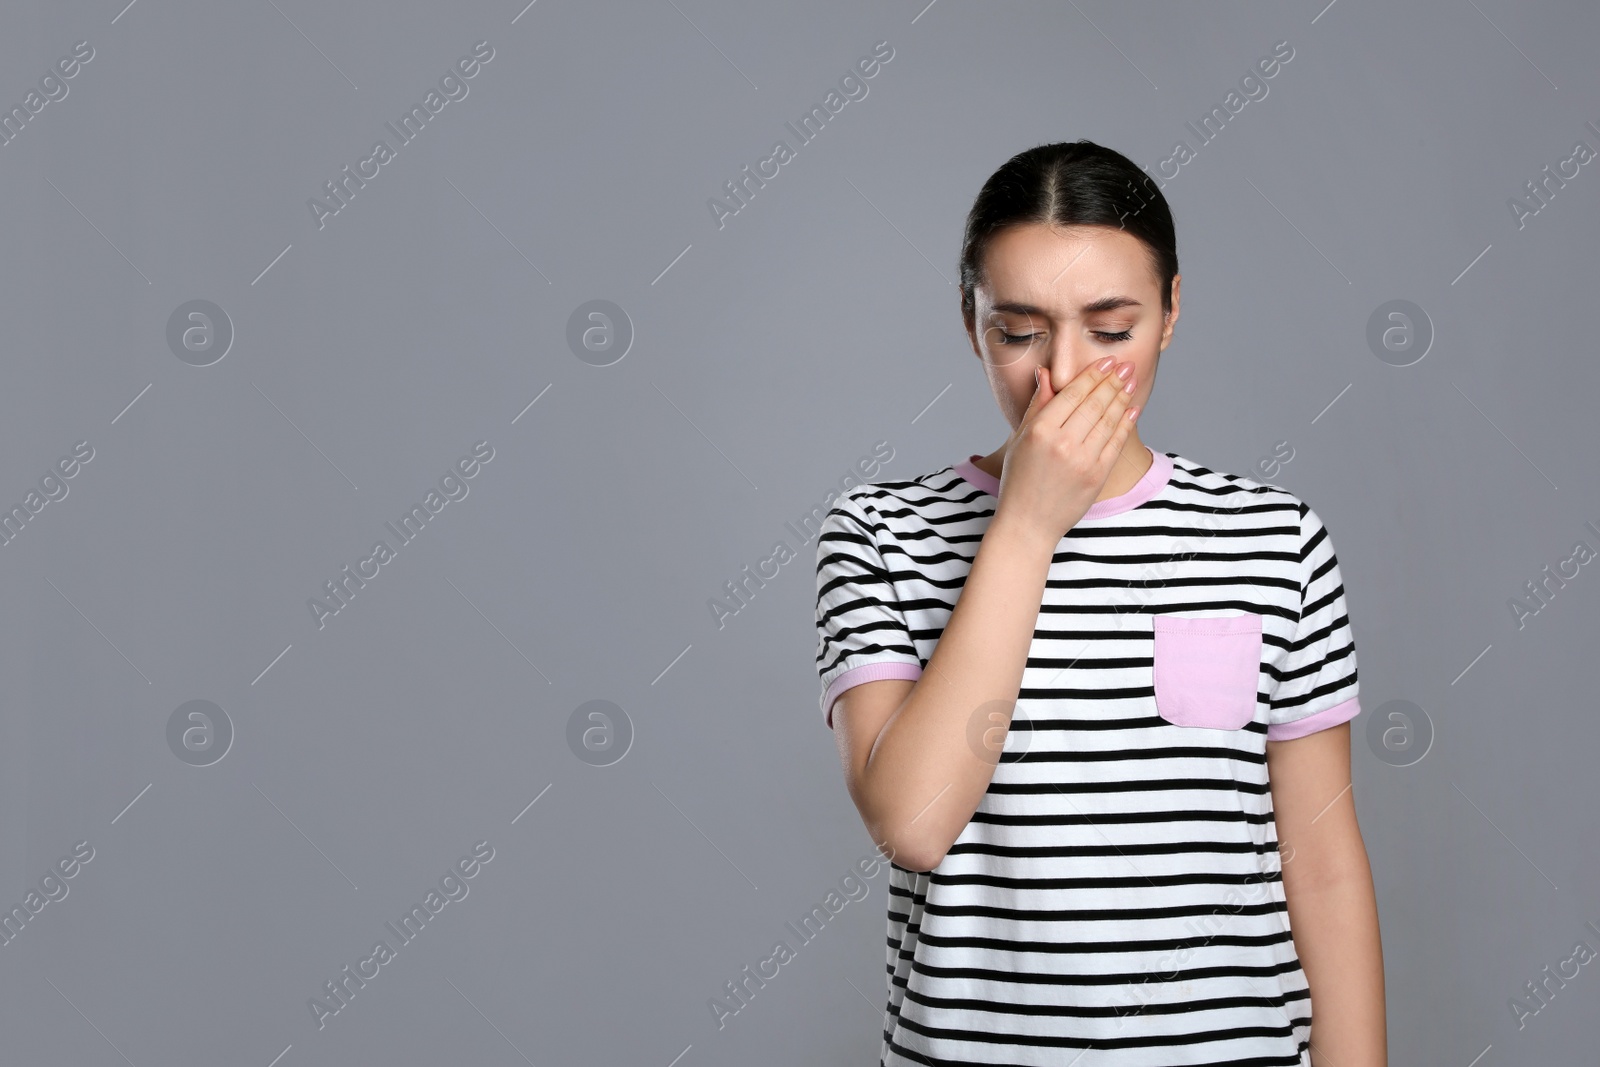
[814, 448, 1359, 1066]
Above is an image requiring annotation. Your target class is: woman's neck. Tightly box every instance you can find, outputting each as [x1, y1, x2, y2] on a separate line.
[971, 431, 1152, 502]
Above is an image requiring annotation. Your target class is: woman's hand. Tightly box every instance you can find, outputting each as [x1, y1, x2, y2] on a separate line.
[991, 357, 1140, 544]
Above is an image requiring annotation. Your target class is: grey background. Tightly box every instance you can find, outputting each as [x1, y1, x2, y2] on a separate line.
[0, 0, 1595, 1064]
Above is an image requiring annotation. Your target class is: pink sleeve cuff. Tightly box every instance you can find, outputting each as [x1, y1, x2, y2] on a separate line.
[822, 661, 923, 729]
[1267, 695, 1360, 741]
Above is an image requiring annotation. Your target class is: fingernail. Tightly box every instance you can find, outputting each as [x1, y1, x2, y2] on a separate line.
[1095, 356, 1114, 371]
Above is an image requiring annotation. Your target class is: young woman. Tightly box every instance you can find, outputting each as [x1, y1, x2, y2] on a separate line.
[815, 141, 1385, 1066]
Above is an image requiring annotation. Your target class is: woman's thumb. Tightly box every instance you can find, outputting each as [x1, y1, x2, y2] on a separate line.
[1028, 366, 1053, 410]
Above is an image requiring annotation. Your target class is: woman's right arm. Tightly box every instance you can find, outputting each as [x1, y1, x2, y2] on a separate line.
[833, 359, 1139, 872]
[833, 514, 1059, 872]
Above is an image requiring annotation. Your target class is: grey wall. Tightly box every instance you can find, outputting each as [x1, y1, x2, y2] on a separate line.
[0, 1, 1595, 1063]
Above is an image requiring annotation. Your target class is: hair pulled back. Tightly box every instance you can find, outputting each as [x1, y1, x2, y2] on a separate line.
[958, 140, 1178, 330]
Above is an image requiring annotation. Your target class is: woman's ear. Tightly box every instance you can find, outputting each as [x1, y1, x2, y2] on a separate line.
[1158, 274, 1181, 350]
[959, 286, 983, 360]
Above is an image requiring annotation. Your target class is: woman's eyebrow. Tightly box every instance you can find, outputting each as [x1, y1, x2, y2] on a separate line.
[991, 296, 1143, 316]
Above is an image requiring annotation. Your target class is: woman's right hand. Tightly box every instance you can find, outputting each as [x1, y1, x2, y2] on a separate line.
[991, 357, 1141, 545]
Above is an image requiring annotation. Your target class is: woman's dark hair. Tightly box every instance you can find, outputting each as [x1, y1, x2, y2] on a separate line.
[958, 140, 1178, 330]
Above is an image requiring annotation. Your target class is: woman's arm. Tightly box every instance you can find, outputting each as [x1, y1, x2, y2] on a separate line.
[831, 363, 1138, 873]
[832, 513, 1058, 872]
[1266, 721, 1387, 1066]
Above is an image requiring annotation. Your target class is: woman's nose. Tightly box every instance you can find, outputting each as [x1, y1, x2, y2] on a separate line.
[1044, 358, 1085, 389]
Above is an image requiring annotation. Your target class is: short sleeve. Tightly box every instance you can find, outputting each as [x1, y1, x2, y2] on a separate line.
[814, 491, 923, 730]
[1266, 502, 1361, 741]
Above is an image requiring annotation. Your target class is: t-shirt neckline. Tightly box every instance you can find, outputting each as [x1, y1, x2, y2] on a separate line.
[953, 444, 1173, 520]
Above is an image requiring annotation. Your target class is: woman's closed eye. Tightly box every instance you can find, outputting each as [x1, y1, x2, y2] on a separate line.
[995, 330, 1040, 345]
[994, 328, 1133, 345]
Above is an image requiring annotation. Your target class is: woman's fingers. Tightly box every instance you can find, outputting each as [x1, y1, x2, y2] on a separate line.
[1058, 361, 1134, 446]
[1038, 357, 1120, 433]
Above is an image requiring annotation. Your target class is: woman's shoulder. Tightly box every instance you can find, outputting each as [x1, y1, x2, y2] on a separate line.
[1163, 448, 1311, 515]
[832, 461, 977, 517]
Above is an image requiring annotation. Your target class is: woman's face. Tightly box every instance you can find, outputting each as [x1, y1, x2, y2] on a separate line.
[964, 222, 1180, 432]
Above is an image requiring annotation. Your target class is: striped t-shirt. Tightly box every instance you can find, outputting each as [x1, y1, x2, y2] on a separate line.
[813, 444, 1360, 1067]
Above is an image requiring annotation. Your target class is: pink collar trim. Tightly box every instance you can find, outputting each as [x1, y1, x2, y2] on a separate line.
[953, 444, 1173, 520]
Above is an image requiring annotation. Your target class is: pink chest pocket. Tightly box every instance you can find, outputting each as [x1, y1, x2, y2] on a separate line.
[1151, 612, 1263, 730]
